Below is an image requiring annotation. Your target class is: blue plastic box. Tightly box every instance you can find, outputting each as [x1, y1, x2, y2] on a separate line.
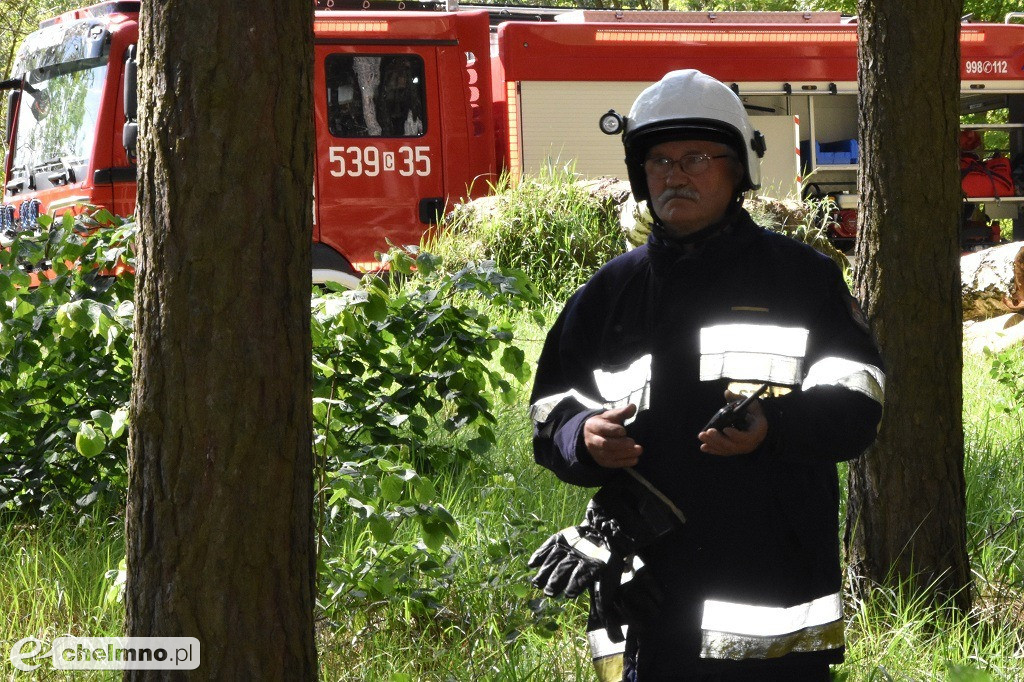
[815, 139, 858, 165]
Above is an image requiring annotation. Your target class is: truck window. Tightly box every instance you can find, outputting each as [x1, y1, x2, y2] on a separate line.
[325, 54, 426, 138]
[9, 58, 107, 184]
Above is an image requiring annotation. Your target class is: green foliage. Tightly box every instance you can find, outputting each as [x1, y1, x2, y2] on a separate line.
[312, 247, 541, 617]
[986, 345, 1024, 415]
[429, 167, 627, 301]
[0, 205, 545, 631]
[0, 210, 134, 515]
[5, 299, 1024, 680]
[747, 194, 853, 279]
[1, 514, 126, 659]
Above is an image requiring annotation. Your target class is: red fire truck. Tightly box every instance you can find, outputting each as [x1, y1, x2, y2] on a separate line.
[3, 2, 1024, 284]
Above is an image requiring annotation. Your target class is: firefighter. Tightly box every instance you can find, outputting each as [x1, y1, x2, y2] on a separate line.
[527, 70, 885, 682]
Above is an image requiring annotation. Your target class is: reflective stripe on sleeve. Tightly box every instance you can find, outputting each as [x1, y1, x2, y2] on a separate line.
[802, 357, 885, 405]
[529, 354, 653, 425]
[593, 354, 652, 413]
[699, 592, 844, 660]
[529, 389, 603, 424]
[700, 324, 809, 385]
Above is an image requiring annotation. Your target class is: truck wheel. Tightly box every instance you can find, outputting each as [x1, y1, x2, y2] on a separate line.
[312, 243, 361, 289]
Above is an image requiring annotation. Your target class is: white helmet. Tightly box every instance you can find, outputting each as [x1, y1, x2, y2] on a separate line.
[601, 69, 766, 204]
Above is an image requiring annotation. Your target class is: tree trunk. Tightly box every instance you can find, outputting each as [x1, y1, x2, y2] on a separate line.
[126, 1, 316, 679]
[847, 0, 971, 613]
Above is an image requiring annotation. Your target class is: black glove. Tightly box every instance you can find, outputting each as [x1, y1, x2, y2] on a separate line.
[529, 469, 685, 600]
[529, 502, 614, 599]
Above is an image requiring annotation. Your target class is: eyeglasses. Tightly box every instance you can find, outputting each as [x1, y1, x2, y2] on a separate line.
[644, 153, 735, 178]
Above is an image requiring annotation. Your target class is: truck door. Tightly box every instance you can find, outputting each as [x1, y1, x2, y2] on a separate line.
[314, 46, 444, 275]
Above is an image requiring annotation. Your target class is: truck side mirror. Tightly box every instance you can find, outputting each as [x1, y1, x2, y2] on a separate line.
[123, 45, 138, 160]
[86, 26, 110, 60]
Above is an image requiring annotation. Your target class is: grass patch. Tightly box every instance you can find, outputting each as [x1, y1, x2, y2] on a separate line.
[3, 309, 1024, 681]
[1, 514, 124, 680]
[428, 167, 627, 302]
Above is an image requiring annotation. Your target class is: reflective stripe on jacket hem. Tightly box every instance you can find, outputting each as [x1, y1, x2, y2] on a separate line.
[699, 592, 844, 660]
[588, 627, 627, 682]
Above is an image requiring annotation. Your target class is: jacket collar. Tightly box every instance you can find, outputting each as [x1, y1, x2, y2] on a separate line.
[646, 202, 761, 277]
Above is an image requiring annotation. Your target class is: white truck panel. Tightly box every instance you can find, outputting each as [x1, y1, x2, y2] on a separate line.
[518, 80, 800, 198]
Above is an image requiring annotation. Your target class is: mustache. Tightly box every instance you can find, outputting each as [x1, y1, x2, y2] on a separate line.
[657, 187, 700, 202]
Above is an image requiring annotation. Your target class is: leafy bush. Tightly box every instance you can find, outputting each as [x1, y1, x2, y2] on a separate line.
[1, 208, 541, 624]
[428, 166, 627, 301]
[746, 195, 852, 278]
[311, 248, 540, 615]
[0, 210, 134, 515]
[986, 345, 1024, 415]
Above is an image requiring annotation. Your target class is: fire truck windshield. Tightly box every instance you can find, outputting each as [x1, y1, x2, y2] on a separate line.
[9, 58, 107, 182]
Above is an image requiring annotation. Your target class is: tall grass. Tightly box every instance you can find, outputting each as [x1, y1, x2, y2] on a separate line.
[1, 514, 125, 680]
[4, 315, 1024, 680]
[427, 166, 626, 302]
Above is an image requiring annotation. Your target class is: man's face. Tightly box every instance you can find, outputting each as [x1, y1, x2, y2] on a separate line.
[645, 139, 743, 239]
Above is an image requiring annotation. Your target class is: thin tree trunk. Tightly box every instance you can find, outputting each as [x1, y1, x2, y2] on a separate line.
[126, 1, 317, 678]
[847, 0, 970, 613]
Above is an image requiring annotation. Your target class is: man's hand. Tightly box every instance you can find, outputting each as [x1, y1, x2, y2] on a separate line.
[584, 404, 643, 468]
[698, 391, 768, 456]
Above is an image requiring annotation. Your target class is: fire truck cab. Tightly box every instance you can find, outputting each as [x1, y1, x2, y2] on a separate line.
[312, 9, 494, 284]
[1, 1, 497, 287]
[2, 2, 138, 237]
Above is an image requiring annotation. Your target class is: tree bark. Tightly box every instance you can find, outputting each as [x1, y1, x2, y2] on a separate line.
[847, 0, 971, 613]
[126, 1, 316, 679]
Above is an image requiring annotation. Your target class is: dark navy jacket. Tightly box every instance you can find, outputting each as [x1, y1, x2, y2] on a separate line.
[530, 206, 884, 677]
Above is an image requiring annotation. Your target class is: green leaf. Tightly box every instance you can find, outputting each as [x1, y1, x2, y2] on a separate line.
[416, 252, 440, 277]
[91, 410, 114, 430]
[75, 422, 106, 458]
[467, 436, 491, 455]
[380, 474, 405, 503]
[511, 583, 532, 599]
[372, 574, 396, 597]
[312, 358, 336, 378]
[412, 477, 436, 503]
[947, 665, 994, 682]
[368, 515, 395, 543]
[8, 268, 31, 289]
[110, 409, 129, 439]
[422, 527, 445, 551]
[93, 208, 116, 225]
[364, 291, 389, 322]
[387, 249, 415, 275]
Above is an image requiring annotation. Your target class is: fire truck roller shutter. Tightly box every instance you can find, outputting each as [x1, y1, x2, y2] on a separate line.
[312, 242, 361, 289]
